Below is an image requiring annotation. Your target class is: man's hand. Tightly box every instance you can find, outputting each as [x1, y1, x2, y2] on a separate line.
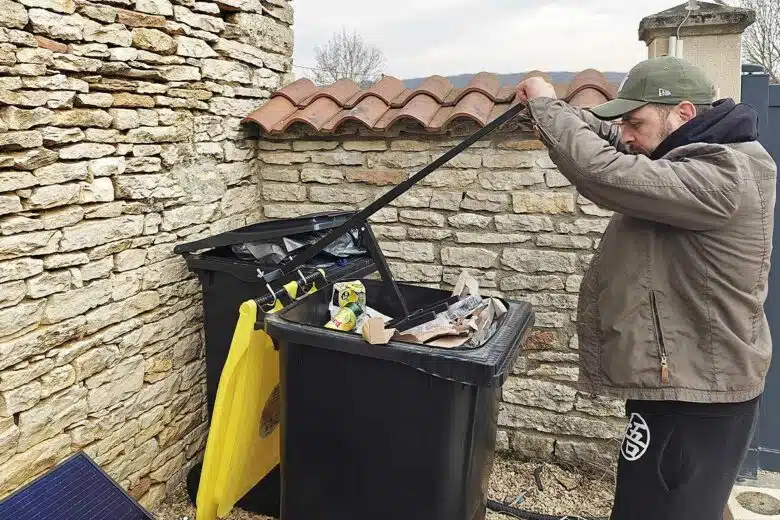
[515, 77, 557, 104]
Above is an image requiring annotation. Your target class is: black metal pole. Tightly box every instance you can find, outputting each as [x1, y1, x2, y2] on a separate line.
[264, 101, 528, 283]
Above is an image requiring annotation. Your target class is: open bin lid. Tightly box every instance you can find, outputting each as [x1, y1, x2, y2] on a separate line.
[173, 211, 355, 255]
[265, 280, 535, 387]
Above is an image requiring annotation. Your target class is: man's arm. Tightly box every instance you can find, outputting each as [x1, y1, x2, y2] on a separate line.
[526, 97, 743, 231]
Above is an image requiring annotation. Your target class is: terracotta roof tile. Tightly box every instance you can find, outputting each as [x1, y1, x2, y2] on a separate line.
[343, 76, 406, 108]
[412, 75, 455, 103]
[273, 78, 319, 106]
[322, 95, 389, 131]
[244, 70, 619, 135]
[274, 97, 342, 132]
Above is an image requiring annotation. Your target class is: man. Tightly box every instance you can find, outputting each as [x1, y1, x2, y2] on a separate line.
[515, 56, 776, 519]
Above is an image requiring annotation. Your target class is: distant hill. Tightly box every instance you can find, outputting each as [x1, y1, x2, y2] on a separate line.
[402, 71, 627, 89]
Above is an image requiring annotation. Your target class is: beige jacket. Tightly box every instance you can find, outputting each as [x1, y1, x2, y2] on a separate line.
[526, 98, 776, 403]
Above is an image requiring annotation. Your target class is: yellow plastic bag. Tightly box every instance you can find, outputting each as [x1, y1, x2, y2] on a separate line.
[196, 278, 309, 520]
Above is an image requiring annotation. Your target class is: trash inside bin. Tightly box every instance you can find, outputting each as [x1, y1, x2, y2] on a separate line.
[174, 212, 377, 517]
[265, 279, 534, 520]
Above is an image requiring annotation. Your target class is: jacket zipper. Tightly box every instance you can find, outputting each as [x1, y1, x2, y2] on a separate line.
[650, 291, 670, 385]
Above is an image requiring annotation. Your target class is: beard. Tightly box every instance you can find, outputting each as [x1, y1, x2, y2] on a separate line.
[627, 120, 676, 156]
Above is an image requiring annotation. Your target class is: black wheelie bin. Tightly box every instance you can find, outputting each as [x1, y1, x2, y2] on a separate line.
[174, 212, 377, 517]
[265, 279, 534, 520]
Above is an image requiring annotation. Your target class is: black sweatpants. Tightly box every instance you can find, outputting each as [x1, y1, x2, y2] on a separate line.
[610, 396, 760, 520]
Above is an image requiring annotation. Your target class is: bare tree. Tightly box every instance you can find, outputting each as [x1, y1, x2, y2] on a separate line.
[738, 0, 780, 82]
[312, 28, 386, 87]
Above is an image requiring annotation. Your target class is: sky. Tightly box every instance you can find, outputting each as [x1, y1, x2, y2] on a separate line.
[290, 0, 686, 79]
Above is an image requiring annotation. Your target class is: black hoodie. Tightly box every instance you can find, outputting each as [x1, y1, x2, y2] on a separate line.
[650, 98, 760, 160]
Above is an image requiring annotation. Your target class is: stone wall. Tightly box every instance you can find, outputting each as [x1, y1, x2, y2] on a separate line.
[257, 130, 628, 472]
[0, 0, 292, 507]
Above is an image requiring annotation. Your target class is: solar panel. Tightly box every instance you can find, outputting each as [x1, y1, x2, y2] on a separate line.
[0, 451, 155, 520]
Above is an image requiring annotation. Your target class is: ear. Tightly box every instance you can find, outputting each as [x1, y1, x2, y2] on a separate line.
[677, 101, 697, 122]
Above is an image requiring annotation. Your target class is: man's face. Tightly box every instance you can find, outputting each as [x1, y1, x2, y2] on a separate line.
[617, 104, 689, 156]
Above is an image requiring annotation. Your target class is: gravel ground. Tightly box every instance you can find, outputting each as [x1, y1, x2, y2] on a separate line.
[153, 458, 615, 520]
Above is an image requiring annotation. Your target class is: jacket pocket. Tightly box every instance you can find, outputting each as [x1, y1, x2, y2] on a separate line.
[650, 291, 670, 385]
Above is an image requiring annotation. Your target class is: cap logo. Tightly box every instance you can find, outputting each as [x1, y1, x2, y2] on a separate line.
[658, 88, 672, 97]
[618, 74, 629, 93]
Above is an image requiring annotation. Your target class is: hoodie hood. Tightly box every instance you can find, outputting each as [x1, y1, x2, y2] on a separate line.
[650, 99, 759, 160]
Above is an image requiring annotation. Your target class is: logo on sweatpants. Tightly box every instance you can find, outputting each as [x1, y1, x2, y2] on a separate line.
[621, 413, 650, 461]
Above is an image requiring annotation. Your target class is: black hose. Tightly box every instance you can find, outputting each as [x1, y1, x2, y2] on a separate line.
[486, 498, 607, 520]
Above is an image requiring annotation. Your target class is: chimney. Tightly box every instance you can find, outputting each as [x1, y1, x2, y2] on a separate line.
[638, 1, 756, 101]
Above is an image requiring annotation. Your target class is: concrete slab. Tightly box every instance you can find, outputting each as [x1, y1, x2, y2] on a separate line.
[727, 485, 780, 520]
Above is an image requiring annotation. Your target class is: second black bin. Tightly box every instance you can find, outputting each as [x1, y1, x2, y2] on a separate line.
[265, 280, 534, 520]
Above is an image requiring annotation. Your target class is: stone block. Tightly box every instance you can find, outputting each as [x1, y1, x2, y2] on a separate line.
[59, 215, 144, 252]
[498, 402, 623, 440]
[310, 184, 371, 204]
[382, 187, 430, 209]
[390, 140, 430, 152]
[0, 279, 25, 308]
[345, 169, 405, 186]
[17, 385, 87, 451]
[558, 219, 610, 235]
[80, 4, 117, 23]
[0, 380, 41, 415]
[454, 232, 531, 245]
[500, 274, 566, 292]
[379, 241, 434, 263]
[0, 193, 21, 215]
[41, 127, 85, 146]
[527, 364, 579, 382]
[299, 167, 341, 184]
[574, 394, 625, 418]
[136, 0, 173, 15]
[38, 365, 75, 399]
[0, 229, 59, 260]
[176, 35, 216, 57]
[0, 130, 42, 150]
[536, 234, 592, 250]
[126, 157, 162, 172]
[52, 109, 112, 128]
[262, 182, 306, 202]
[0, 257, 43, 283]
[83, 21, 132, 46]
[420, 168, 477, 189]
[368, 207, 397, 223]
[502, 249, 578, 274]
[114, 174, 184, 199]
[370, 151, 427, 169]
[447, 213, 491, 229]
[26, 269, 70, 298]
[460, 192, 510, 212]
[132, 28, 177, 54]
[555, 439, 618, 473]
[478, 169, 544, 190]
[0, 416, 19, 464]
[502, 377, 577, 413]
[116, 9, 166, 28]
[0, 0, 28, 29]
[495, 214, 554, 233]
[32, 161, 88, 186]
[27, 9, 84, 40]
[398, 210, 444, 228]
[343, 141, 386, 152]
[388, 262, 443, 283]
[173, 5, 224, 32]
[545, 170, 570, 188]
[509, 430, 555, 461]
[513, 192, 575, 214]
[441, 247, 498, 269]
[429, 191, 462, 211]
[0, 359, 53, 392]
[22, 183, 80, 210]
[1, 107, 53, 130]
[0, 434, 71, 496]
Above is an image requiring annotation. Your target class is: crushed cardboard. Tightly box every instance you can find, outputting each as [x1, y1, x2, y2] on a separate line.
[355, 270, 506, 349]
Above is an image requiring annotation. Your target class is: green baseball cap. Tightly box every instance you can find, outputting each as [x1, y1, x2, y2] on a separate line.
[589, 56, 715, 120]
